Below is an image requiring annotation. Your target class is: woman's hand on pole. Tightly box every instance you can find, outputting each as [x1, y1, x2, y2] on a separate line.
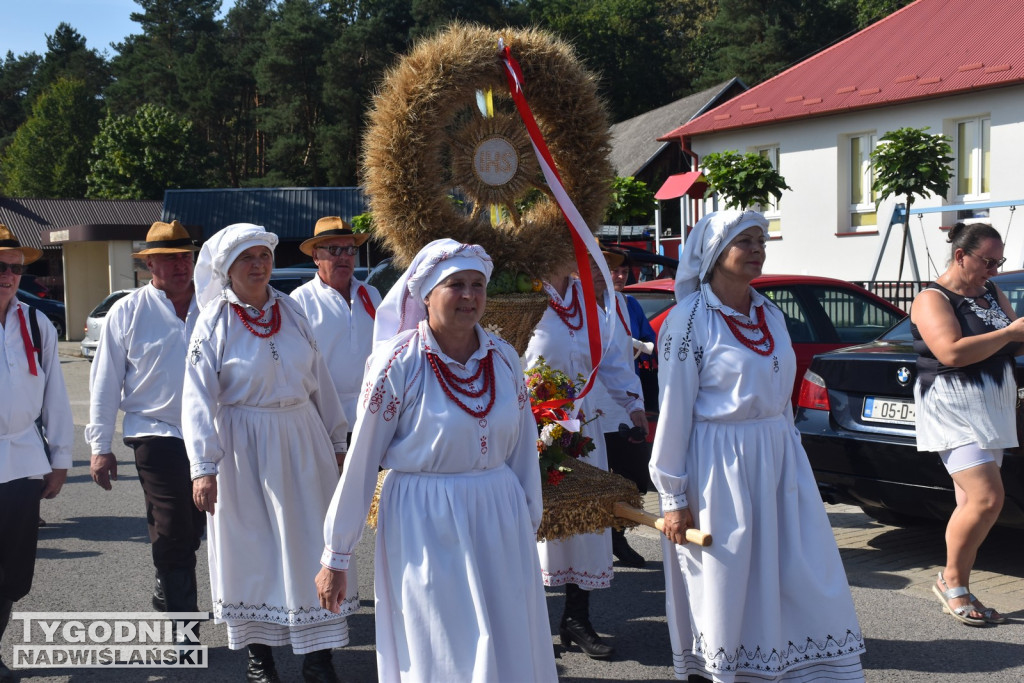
[662, 507, 694, 546]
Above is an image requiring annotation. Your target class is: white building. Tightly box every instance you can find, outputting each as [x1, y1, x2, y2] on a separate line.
[659, 0, 1024, 282]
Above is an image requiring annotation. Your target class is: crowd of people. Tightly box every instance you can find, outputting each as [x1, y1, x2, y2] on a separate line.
[9, 209, 1016, 682]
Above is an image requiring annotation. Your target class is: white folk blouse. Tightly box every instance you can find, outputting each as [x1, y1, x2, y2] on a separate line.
[85, 283, 198, 454]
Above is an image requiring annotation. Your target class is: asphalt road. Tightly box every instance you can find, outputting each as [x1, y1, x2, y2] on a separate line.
[3, 345, 1022, 681]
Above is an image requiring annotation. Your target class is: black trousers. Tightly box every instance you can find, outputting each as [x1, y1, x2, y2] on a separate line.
[128, 436, 206, 571]
[604, 431, 651, 495]
[0, 478, 44, 601]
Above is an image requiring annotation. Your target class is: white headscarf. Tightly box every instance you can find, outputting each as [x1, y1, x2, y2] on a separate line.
[193, 223, 279, 309]
[675, 210, 769, 301]
[373, 238, 493, 345]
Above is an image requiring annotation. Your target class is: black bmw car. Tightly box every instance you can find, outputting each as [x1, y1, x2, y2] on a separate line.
[795, 270, 1024, 530]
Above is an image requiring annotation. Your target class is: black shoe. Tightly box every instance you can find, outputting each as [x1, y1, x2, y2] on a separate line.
[246, 644, 281, 683]
[612, 530, 645, 568]
[302, 649, 339, 683]
[559, 616, 614, 660]
[152, 572, 166, 612]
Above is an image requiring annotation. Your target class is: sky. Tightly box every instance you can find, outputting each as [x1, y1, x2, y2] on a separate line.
[0, 0, 231, 59]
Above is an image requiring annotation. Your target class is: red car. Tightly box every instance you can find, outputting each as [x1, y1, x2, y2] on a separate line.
[624, 275, 907, 406]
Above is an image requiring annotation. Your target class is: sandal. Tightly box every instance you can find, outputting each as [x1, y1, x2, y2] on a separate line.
[970, 593, 1007, 624]
[933, 572, 986, 627]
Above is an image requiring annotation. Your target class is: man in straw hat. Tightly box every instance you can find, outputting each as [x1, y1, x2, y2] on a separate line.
[291, 217, 380, 452]
[0, 225, 74, 682]
[86, 220, 207, 629]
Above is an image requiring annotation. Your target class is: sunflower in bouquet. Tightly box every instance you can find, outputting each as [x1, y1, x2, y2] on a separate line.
[525, 356, 599, 485]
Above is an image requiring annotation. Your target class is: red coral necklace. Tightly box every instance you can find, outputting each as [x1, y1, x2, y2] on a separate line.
[719, 306, 774, 356]
[428, 350, 496, 418]
[232, 301, 282, 338]
[549, 289, 583, 331]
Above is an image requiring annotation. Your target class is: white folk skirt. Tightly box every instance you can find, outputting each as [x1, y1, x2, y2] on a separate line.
[662, 413, 865, 682]
[375, 465, 557, 683]
[537, 414, 614, 589]
[206, 400, 358, 653]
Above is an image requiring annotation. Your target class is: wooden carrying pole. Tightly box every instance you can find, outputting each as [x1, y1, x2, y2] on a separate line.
[613, 502, 712, 546]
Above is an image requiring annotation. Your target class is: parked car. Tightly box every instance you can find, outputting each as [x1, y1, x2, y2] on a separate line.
[794, 269, 1024, 530]
[80, 269, 318, 360]
[17, 289, 66, 339]
[18, 274, 50, 299]
[624, 275, 907, 405]
[81, 289, 136, 360]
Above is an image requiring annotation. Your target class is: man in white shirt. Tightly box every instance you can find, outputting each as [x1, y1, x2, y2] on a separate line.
[86, 220, 205, 622]
[291, 216, 380, 457]
[0, 225, 74, 682]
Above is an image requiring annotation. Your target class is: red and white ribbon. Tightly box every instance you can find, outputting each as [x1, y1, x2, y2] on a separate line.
[499, 40, 614, 412]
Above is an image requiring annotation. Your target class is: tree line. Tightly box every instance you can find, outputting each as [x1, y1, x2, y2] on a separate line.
[0, 0, 911, 200]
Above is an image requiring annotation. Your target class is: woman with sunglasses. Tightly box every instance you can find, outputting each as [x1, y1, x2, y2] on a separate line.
[912, 221, 1024, 626]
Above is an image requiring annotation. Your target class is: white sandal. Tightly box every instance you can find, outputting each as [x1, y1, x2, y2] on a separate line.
[969, 593, 1007, 624]
[933, 572, 986, 627]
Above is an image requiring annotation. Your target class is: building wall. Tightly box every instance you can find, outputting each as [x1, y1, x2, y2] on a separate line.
[688, 86, 1024, 281]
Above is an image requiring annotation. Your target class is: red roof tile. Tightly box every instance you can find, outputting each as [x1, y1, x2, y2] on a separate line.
[659, 0, 1024, 141]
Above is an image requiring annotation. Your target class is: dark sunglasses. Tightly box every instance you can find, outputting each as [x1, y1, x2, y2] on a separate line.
[317, 245, 359, 257]
[0, 262, 26, 275]
[967, 251, 1007, 269]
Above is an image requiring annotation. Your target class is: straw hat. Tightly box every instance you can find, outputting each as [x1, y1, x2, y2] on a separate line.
[133, 220, 199, 257]
[0, 224, 42, 264]
[299, 216, 370, 256]
[601, 249, 625, 270]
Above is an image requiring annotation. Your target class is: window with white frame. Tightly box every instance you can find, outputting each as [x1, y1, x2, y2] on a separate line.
[849, 133, 877, 229]
[755, 145, 781, 234]
[956, 116, 991, 199]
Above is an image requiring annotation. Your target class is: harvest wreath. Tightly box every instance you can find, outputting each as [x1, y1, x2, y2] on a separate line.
[361, 24, 711, 546]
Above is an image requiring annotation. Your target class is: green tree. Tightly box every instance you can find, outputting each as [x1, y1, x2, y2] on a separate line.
[31, 23, 111, 102]
[870, 126, 953, 279]
[605, 176, 656, 240]
[0, 51, 41, 151]
[526, 0, 692, 121]
[701, 150, 791, 210]
[696, 0, 858, 88]
[856, 0, 913, 28]
[0, 77, 101, 197]
[255, 0, 334, 186]
[87, 103, 198, 199]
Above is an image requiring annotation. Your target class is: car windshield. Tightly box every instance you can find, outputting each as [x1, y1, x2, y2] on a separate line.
[89, 291, 131, 317]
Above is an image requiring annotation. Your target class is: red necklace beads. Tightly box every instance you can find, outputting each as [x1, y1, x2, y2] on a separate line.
[232, 301, 282, 338]
[427, 349, 496, 418]
[719, 306, 775, 356]
[549, 289, 584, 331]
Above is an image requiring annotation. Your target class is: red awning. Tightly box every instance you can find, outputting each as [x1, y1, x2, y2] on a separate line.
[655, 171, 707, 201]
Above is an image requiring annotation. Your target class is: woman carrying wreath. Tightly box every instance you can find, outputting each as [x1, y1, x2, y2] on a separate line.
[183, 224, 354, 683]
[650, 210, 864, 682]
[316, 238, 556, 683]
[523, 257, 648, 660]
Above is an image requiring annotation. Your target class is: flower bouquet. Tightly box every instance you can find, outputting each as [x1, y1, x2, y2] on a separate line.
[525, 356, 598, 485]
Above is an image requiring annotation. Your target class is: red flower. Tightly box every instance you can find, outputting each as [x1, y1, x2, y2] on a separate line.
[546, 469, 565, 486]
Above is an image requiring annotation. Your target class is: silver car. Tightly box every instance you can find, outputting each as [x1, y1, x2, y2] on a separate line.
[80, 290, 136, 360]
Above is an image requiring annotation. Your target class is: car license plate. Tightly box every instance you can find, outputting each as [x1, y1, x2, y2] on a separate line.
[862, 396, 915, 425]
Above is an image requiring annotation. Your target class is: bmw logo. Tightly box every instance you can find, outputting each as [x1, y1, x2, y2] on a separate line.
[896, 366, 911, 385]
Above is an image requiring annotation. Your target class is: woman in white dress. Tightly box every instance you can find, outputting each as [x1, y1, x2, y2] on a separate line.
[315, 238, 557, 683]
[523, 259, 647, 660]
[650, 210, 865, 683]
[184, 223, 355, 683]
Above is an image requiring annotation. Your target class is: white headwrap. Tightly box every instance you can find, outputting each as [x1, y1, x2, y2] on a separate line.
[675, 210, 769, 301]
[193, 223, 279, 309]
[373, 238, 493, 345]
